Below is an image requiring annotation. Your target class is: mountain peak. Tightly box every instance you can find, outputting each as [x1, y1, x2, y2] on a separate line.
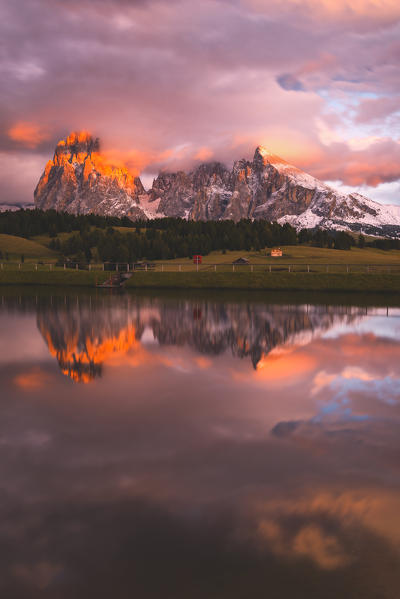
[33, 131, 400, 235]
[55, 130, 100, 163]
[34, 132, 147, 218]
[253, 145, 289, 168]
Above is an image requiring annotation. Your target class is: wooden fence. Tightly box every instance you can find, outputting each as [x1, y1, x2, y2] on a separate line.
[2, 262, 400, 274]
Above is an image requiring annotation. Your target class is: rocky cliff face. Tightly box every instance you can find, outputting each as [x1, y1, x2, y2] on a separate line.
[150, 146, 400, 234]
[35, 133, 400, 235]
[34, 131, 149, 219]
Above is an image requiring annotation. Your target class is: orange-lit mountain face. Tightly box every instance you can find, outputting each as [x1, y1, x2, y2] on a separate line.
[34, 131, 148, 218]
[34, 132, 400, 235]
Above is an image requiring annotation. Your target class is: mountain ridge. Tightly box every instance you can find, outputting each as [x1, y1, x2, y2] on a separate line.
[33, 132, 400, 237]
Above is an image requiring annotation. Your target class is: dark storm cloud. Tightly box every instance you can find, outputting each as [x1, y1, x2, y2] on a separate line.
[276, 74, 305, 91]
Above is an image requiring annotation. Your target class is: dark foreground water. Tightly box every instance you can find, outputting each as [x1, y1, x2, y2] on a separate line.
[1, 289, 400, 598]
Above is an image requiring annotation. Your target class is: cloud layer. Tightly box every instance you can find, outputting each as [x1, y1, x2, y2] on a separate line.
[1, 0, 400, 203]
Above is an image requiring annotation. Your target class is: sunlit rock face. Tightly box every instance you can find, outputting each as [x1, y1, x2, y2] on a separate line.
[35, 135, 400, 234]
[34, 131, 148, 218]
[151, 146, 400, 234]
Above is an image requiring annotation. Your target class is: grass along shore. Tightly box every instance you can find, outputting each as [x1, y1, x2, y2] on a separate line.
[125, 271, 400, 293]
[0, 270, 109, 286]
[1, 268, 399, 293]
[0, 237, 400, 292]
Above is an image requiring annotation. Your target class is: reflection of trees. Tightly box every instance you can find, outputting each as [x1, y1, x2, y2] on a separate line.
[35, 294, 364, 382]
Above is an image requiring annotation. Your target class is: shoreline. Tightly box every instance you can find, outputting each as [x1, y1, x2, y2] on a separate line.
[1, 270, 400, 293]
[127, 271, 400, 293]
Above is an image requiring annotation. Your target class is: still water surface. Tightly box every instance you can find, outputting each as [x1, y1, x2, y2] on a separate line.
[1, 290, 400, 598]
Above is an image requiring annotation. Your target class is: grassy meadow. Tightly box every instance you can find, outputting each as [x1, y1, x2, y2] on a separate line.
[0, 234, 58, 262]
[0, 230, 400, 291]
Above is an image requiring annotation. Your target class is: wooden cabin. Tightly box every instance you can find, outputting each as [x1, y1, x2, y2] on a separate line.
[233, 257, 250, 265]
[270, 248, 283, 257]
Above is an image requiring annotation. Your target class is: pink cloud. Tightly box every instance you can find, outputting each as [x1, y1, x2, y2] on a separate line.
[0, 0, 400, 202]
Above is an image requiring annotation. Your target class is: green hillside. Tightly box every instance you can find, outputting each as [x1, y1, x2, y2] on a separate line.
[0, 234, 58, 262]
[153, 246, 400, 267]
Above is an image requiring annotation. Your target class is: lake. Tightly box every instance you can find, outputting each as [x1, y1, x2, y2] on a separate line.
[1, 289, 399, 598]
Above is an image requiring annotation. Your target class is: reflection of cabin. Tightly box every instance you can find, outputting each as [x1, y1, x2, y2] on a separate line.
[233, 257, 250, 265]
[270, 248, 283, 257]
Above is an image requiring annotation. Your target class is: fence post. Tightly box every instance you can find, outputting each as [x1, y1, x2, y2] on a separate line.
[288, 265, 290, 272]
[63, 263, 66, 270]
[145, 263, 148, 271]
[76, 263, 78, 270]
[269, 265, 271, 273]
[35, 264, 38, 271]
[161, 264, 164, 272]
[214, 264, 216, 272]
[346, 265, 349, 273]
[307, 264, 309, 273]
[127, 263, 129, 272]
[102, 263, 105, 271]
[116, 263, 119, 272]
[232, 264, 235, 272]
[179, 264, 181, 272]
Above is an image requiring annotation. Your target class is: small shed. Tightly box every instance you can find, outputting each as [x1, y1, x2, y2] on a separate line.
[233, 257, 250, 265]
[270, 248, 283, 257]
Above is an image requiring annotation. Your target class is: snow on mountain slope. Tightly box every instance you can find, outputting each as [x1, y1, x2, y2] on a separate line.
[33, 134, 400, 236]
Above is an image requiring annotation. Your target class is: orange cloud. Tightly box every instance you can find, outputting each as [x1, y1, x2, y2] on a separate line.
[247, 0, 400, 22]
[194, 147, 214, 161]
[8, 121, 50, 148]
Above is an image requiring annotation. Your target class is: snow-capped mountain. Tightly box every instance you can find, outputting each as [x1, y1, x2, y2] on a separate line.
[34, 132, 400, 236]
[149, 145, 400, 235]
[0, 203, 35, 212]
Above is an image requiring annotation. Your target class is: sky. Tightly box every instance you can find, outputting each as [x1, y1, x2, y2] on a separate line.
[1, 0, 400, 205]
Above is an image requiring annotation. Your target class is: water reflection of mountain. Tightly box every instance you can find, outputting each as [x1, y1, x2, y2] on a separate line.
[35, 295, 366, 383]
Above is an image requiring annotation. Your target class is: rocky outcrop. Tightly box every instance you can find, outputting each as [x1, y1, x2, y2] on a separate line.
[150, 145, 400, 234]
[34, 133, 400, 235]
[34, 131, 149, 219]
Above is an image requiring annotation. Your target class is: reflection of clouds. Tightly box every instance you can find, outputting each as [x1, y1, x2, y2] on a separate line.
[259, 520, 349, 570]
[253, 485, 400, 579]
[12, 561, 62, 591]
[1, 294, 400, 596]
[13, 367, 53, 390]
[254, 345, 317, 384]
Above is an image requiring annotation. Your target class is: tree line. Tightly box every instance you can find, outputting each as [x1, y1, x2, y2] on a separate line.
[1, 209, 399, 264]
